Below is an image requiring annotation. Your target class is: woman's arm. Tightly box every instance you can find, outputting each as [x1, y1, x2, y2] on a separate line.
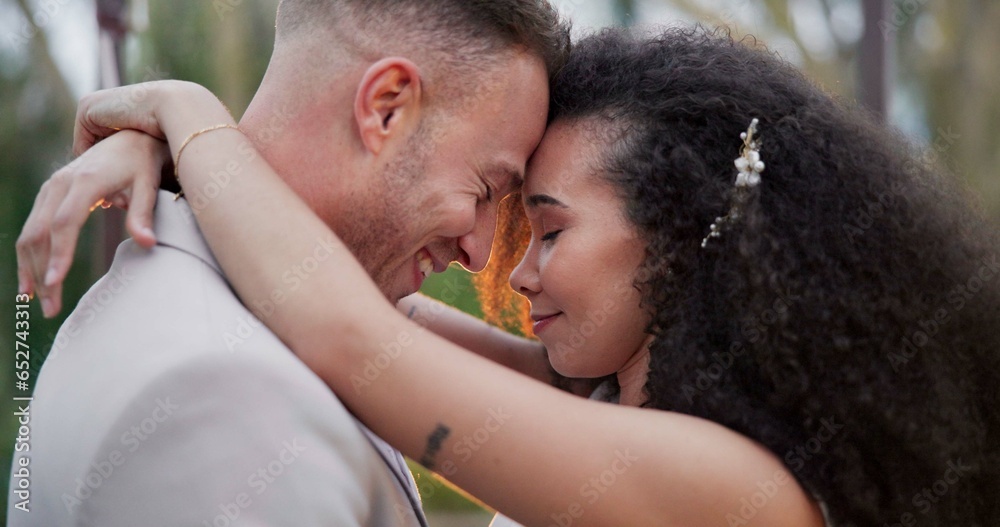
[58, 82, 823, 527]
[397, 293, 555, 384]
[397, 297, 601, 396]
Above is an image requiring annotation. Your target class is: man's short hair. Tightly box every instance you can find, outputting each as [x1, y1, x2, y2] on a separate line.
[276, 0, 571, 82]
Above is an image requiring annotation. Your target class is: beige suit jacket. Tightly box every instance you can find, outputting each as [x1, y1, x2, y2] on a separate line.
[7, 191, 427, 527]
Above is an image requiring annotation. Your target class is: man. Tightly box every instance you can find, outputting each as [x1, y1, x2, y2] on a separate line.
[10, 0, 567, 525]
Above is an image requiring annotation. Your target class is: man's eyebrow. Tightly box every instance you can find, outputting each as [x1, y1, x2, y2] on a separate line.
[525, 194, 568, 209]
[492, 161, 524, 187]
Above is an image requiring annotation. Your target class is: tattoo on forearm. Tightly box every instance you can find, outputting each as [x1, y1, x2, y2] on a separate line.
[419, 424, 451, 470]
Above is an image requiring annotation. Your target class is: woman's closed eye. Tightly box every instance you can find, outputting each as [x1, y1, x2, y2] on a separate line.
[541, 229, 562, 242]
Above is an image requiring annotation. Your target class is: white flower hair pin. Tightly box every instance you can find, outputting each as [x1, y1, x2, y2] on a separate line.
[701, 118, 765, 248]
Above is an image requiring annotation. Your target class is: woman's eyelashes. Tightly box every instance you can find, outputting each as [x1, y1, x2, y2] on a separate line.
[541, 229, 563, 242]
[534, 214, 567, 243]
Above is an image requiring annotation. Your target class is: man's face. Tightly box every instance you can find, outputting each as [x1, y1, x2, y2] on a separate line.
[339, 53, 550, 302]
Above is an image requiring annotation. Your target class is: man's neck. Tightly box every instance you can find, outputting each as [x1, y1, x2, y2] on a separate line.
[237, 87, 358, 229]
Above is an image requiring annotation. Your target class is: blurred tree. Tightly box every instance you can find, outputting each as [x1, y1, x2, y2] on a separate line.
[1, 0, 94, 517]
[669, 0, 863, 98]
[898, 0, 1000, 219]
[653, 0, 1000, 219]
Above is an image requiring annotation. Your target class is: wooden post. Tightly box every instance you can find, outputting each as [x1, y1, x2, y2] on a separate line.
[858, 0, 894, 121]
[93, 0, 128, 276]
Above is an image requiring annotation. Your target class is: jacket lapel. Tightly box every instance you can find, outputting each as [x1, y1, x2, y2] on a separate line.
[356, 422, 429, 527]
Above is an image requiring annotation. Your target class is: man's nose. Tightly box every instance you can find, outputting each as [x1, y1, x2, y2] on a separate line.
[454, 206, 499, 273]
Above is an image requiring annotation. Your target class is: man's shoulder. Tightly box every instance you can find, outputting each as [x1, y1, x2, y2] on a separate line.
[126, 348, 348, 419]
[33, 234, 339, 443]
[51, 233, 286, 358]
[27, 314, 354, 489]
[39, 245, 328, 406]
[21, 338, 388, 527]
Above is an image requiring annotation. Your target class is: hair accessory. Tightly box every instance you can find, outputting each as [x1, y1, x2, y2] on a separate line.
[701, 118, 764, 248]
[172, 123, 241, 200]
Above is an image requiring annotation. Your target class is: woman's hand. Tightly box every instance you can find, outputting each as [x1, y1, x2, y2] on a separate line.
[18, 80, 235, 318]
[71, 80, 226, 156]
[16, 130, 170, 317]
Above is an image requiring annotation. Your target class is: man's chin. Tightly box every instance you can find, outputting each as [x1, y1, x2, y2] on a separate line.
[389, 292, 412, 305]
[370, 257, 424, 304]
[381, 281, 418, 305]
[381, 287, 407, 305]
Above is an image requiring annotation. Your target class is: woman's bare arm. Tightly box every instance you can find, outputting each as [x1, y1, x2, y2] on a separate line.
[396, 293, 553, 383]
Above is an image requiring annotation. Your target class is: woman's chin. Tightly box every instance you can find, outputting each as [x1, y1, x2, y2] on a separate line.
[547, 353, 610, 380]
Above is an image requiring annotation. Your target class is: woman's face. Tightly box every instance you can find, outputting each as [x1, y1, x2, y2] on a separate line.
[510, 119, 651, 378]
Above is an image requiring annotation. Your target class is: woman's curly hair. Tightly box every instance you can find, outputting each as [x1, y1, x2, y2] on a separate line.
[477, 26, 1000, 525]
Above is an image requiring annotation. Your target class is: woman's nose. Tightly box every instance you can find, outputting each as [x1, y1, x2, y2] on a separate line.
[509, 246, 541, 296]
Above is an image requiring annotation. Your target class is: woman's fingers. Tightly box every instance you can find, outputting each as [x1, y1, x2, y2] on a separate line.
[19, 129, 169, 318]
[17, 174, 73, 316]
[73, 84, 169, 156]
[45, 174, 118, 298]
[125, 178, 158, 249]
[16, 183, 53, 297]
[73, 91, 124, 156]
[126, 135, 171, 249]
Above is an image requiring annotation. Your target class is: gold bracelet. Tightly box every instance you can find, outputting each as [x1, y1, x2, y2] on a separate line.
[172, 123, 240, 200]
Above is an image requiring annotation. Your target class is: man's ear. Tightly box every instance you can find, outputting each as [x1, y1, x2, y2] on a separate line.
[355, 57, 422, 155]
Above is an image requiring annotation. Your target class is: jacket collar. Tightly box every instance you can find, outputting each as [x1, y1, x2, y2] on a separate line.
[152, 190, 223, 275]
[152, 190, 429, 526]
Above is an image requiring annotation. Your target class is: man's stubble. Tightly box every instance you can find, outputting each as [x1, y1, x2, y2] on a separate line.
[337, 127, 434, 300]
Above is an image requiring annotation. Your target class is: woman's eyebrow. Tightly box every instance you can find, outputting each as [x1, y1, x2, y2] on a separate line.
[525, 194, 568, 209]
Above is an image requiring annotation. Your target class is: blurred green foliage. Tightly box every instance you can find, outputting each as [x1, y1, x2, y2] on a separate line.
[3, 1, 1000, 525]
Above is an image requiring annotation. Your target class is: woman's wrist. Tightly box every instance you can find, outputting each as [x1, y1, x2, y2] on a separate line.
[154, 81, 237, 150]
[152, 81, 240, 195]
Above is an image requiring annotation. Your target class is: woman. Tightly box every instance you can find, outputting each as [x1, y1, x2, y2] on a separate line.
[20, 27, 999, 525]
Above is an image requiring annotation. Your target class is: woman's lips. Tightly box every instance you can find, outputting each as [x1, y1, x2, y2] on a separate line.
[532, 313, 561, 334]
